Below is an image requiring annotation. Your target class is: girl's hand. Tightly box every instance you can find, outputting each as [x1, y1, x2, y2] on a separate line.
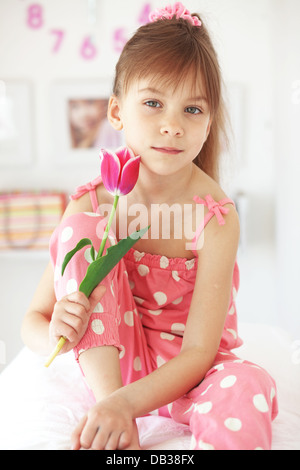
[71, 395, 140, 450]
[49, 284, 106, 353]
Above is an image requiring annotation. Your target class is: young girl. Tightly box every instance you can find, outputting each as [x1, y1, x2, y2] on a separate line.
[21, 3, 278, 450]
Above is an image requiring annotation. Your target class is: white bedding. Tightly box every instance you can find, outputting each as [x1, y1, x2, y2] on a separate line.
[0, 322, 299, 450]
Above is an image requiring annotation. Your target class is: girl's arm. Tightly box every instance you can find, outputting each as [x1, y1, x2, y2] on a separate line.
[71, 204, 240, 450]
[21, 192, 102, 355]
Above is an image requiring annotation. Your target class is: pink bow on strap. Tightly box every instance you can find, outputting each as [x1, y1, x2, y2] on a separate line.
[193, 194, 229, 226]
[72, 176, 102, 199]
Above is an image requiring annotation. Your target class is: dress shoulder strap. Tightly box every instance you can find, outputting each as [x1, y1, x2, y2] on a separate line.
[70, 175, 102, 213]
[192, 194, 235, 255]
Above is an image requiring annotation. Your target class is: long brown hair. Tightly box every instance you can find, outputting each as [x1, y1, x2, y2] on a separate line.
[113, 14, 228, 182]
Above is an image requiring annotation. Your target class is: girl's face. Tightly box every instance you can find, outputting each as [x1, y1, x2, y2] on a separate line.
[108, 74, 212, 178]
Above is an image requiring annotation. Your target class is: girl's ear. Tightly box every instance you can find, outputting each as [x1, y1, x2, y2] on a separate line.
[107, 95, 123, 131]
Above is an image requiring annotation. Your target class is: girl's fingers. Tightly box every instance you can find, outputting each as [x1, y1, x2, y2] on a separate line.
[50, 310, 84, 343]
[71, 415, 87, 450]
[118, 429, 132, 449]
[90, 427, 111, 450]
[66, 285, 106, 317]
[71, 412, 127, 450]
[57, 320, 81, 344]
[50, 285, 106, 349]
[88, 284, 106, 313]
[71, 414, 110, 450]
[78, 418, 110, 450]
[105, 430, 123, 450]
[66, 291, 90, 311]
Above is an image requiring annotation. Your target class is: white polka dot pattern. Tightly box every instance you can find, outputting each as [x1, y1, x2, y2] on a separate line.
[224, 417, 242, 432]
[91, 319, 104, 335]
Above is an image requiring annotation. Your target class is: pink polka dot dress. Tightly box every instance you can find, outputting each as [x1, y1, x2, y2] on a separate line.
[49, 178, 278, 450]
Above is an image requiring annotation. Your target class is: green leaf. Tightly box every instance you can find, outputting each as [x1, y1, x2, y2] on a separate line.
[90, 245, 96, 261]
[61, 238, 94, 276]
[79, 226, 149, 298]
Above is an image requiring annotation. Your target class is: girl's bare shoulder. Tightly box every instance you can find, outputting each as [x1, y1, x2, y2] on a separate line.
[191, 166, 229, 202]
[60, 181, 114, 221]
[191, 167, 240, 246]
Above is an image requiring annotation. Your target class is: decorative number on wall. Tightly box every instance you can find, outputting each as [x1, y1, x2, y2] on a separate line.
[113, 28, 128, 54]
[24, 1, 152, 59]
[25, 1, 98, 59]
[50, 29, 65, 53]
[27, 3, 44, 29]
[80, 37, 97, 60]
[138, 2, 152, 25]
[112, 3, 152, 53]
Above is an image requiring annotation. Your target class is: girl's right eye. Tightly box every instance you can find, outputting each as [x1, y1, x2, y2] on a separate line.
[144, 100, 161, 108]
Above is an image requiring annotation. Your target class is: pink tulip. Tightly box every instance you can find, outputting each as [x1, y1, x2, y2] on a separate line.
[100, 147, 141, 196]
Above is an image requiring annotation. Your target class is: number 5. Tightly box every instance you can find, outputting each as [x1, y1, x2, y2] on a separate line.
[113, 28, 128, 53]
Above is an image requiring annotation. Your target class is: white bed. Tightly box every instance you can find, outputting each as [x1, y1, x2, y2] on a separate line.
[0, 322, 299, 450]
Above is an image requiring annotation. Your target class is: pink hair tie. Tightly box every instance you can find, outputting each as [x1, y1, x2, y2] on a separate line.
[149, 2, 202, 27]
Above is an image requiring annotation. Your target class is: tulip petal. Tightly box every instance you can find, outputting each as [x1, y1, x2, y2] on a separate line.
[115, 146, 133, 168]
[118, 156, 141, 195]
[100, 149, 121, 195]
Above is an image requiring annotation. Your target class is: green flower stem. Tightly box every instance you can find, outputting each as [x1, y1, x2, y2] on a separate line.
[44, 337, 66, 368]
[97, 195, 119, 259]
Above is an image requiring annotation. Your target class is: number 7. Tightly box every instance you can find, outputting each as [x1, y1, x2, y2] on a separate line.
[50, 29, 65, 53]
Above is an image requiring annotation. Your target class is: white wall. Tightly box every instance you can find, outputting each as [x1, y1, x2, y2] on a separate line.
[0, 0, 299, 370]
[272, 0, 300, 335]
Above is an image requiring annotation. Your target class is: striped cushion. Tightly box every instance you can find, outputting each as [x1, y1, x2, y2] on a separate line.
[0, 192, 66, 250]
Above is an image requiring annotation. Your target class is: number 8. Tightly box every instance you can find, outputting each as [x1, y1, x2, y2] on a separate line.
[27, 4, 43, 30]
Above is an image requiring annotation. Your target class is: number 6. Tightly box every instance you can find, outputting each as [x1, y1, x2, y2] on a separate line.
[80, 37, 97, 60]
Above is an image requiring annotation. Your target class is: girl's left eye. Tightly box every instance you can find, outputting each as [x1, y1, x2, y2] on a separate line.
[185, 106, 202, 115]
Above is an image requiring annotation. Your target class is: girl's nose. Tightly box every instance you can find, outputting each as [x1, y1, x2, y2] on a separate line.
[160, 118, 184, 137]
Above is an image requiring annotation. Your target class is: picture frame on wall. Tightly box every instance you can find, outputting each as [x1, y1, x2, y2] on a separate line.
[50, 80, 124, 166]
[0, 80, 33, 167]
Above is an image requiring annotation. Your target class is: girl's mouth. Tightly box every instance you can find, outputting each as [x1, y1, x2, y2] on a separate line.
[152, 147, 183, 155]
